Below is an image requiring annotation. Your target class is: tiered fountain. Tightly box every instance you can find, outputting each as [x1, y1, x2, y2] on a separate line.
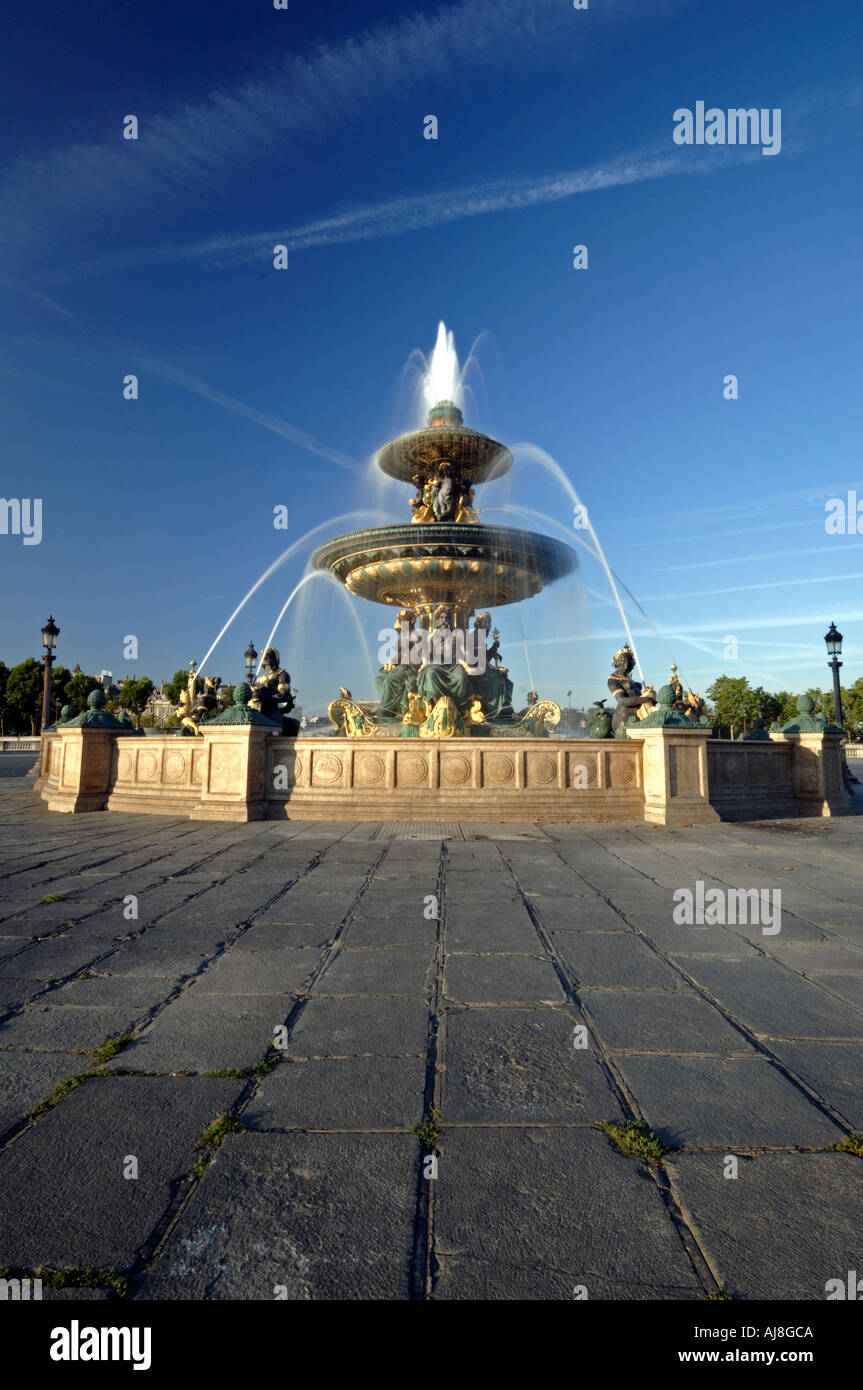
[312, 336, 577, 739]
[40, 324, 846, 825]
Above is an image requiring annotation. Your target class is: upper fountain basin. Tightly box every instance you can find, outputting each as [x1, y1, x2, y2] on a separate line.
[376, 423, 513, 486]
[311, 522, 577, 609]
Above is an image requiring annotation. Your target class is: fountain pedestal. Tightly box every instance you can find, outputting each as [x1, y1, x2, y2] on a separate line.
[625, 725, 720, 827]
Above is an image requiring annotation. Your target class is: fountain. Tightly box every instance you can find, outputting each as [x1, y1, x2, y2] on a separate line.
[311, 330, 577, 739]
[33, 324, 852, 825]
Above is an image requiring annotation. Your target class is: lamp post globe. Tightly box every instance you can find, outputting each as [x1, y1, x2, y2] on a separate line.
[244, 641, 258, 684]
[40, 615, 59, 731]
[824, 623, 844, 729]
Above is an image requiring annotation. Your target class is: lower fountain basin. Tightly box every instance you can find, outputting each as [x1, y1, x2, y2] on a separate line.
[310, 523, 577, 608]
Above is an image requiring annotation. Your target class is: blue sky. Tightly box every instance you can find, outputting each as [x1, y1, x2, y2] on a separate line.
[2, 0, 861, 715]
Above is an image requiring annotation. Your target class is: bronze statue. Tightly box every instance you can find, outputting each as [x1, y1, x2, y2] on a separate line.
[608, 645, 656, 736]
[249, 648, 296, 732]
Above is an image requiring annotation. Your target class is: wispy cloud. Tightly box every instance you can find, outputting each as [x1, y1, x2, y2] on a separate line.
[131, 352, 362, 473]
[4, 0, 694, 267]
[39, 146, 726, 285]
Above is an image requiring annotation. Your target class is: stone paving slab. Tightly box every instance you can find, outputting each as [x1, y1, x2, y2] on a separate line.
[317, 945, 435, 997]
[667, 1152, 863, 1300]
[614, 1055, 845, 1148]
[0, 936, 119, 979]
[192, 947, 319, 995]
[0, 1004, 143, 1052]
[0, 1076, 242, 1269]
[0, 1049, 91, 1136]
[764, 1040, 863, 1128]
[287, 996, 429, 1058]
[680, 957, 863, 1039]
[117, 992, 297, 1073]
[445, 952, 566, 1004]
[244, 1055, 427, 1129]
[529, 896, 632, 932]
[444, 901, 538, 951]
[136, 1133, 417, 1300]
[552, 933, 687, 991]
[580, 988, 750, 1055]
[87, 928, 228, 977]
[235, 922, 335, 950]
[433, 1128, 702, 1297]
[440, 1005, 625, 1123]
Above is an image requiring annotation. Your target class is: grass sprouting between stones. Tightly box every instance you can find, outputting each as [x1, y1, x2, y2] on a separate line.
[594, 1120, 673, 1165]
[190, 1114, 248, 1178]
[88, 1035, 133, 1066]
[832, 1133, 863, 1157]
[37, 1266, 130, 1297]
[412, 1108, 442, 1153]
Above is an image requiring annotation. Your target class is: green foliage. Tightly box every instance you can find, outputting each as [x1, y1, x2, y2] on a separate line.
[832, 1133, 863, 1157]
[35, 1266, 130, 1297]
[5, 657, 44, 733]
[705, 675, 760, 737]
[164, 668, 201, 705]
[118, 676, 155, 729]
[594, 1119, 673, 1164]
[65, 671, 101, 713]
[411, 1108, 443, 1152]
[88, 1034, 133, 1066]
[191, 1114, 248, 1176]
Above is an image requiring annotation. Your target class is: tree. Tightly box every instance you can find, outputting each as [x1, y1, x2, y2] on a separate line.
[65, 671, 101, 714]
[705, 675, 759, 738]
[50, 665, 73, 721]
[118, 677, 155, 730]
[5, 658, 44, 733]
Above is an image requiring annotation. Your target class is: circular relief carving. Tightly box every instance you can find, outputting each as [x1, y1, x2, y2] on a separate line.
[748, 753, 772, 783]
[611, 756, 636, 787]
[355, 752, 386, 786]
[723, 754, 745, 782]
[484, 753, 515, 785]
[117, 752, 133, 780]
[569, 755, 597, 785]
[313, 753, 343, 784]
[440, 754, 471, 786]
[398, 754, 428, 787]
[137, 750, 158, 781]
[527, 754, 556, 786]
[163, 751, 186, 783]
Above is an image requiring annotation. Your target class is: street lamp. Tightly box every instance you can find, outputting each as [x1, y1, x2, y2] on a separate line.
[567, 689, 572, 727]
[244, 641, 258, 685]
[824, 623, 844, 729]
[40, 615, 59, 730]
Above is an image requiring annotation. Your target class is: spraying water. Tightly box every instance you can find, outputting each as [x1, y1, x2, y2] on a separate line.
[510, 443, 645, 681]
[257, 569, 376, 690]
[423, 321, 464, 409]
[197, 510, 388, 673]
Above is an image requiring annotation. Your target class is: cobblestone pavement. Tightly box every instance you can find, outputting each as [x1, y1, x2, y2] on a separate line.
[1, 771, 861, 1301]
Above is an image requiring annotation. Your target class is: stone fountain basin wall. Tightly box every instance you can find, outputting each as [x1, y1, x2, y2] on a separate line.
[263, 737, 643, 822]
[36, 725, 850, 824]
[706, 739, 798, 820]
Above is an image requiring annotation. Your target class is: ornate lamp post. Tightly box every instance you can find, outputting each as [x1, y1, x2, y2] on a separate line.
[824, 623, 844, 729]
[244, 641, 258, 685]
[40, 615, 59, 731]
